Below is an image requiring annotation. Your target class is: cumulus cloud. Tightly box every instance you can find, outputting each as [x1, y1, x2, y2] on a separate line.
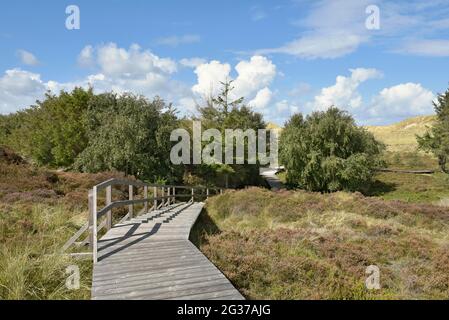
[95, 43, 177, 77]
[0, 69, 46, 113]
[308, 68, 382, 111]
[17, 50, 39, 66]
[77, 45, 94, 67]
[369, 83, 435, 119]
[192, 55, 276, 102]
[248, 87, 272, 109]
[192, 60, 231, 97]
[1, 43, 192, 114]
[232, 56, 276, 98]
[72, 43, 188, 104]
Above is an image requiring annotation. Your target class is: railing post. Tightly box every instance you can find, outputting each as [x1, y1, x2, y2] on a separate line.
[129, 184, 134, 219]
[106, 185, 112, 230]
[206, 188, 209, 199]
[191, 188, 194, 202]
[144, 185, 148, 213]
[172, 187, 176, 204]
[220, 189, 223, 195]
[88, 189, 94, 250]
[161, 187, 165, 207]
[92, 187, 98, 263]
[166, 187, 171, 206]
[153, 186, 157, 211]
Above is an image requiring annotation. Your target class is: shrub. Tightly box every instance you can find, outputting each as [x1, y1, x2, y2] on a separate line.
[280, 107, 384, 192]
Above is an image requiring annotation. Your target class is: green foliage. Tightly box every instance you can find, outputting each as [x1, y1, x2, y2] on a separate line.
[74, 93, 181, 182]
[280, 107, 384, 192]
[1, 87, 94, 167]
[191, 80, 266, 188]
[417, 86, 449, 173]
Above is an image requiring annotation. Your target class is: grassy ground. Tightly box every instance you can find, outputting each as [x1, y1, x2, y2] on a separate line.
[0, 147, 128, 299]
[365, 115, 435, 152]
[277, 150, 449, 205]
[192, 188, 449, 299]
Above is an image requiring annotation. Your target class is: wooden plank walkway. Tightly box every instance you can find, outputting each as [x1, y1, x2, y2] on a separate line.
[260, 167, 284, 190]
[91, 202, 244, 300]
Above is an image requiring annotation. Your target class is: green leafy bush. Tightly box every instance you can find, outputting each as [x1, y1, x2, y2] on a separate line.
[280, 107, 384, 192]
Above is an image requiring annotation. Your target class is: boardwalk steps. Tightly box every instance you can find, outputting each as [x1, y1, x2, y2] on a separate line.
[61, 179, 243, 300]
[91, 201, 244, 300]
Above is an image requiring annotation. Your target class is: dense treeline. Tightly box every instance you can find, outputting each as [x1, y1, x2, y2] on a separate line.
[8, 83, 446, 193]
[0, 84, 266, 188]
[0, 88, 183, 183]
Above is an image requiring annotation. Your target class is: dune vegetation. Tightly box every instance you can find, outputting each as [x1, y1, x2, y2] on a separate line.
[0, 146, 128, 299]
[192, 188, 449, 299]
[365, 115, 436, 153]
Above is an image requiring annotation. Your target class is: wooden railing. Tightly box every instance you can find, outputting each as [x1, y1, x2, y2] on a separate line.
[61, 178, 223, 263]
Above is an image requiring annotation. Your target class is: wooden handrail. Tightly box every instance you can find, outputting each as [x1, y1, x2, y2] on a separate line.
[61, 178, 225, 263]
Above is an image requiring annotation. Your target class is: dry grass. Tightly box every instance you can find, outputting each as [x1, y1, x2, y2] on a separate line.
[193, 188, 449, 299]
[365, 115, 435, 152]
[0, 147, 129, 299]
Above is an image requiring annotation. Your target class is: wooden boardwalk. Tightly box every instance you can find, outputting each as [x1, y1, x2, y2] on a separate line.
[91, 202, 244, 300]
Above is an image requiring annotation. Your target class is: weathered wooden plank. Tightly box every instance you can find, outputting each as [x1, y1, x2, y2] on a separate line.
[92, 265, 223, 286]
[61, 221, 89, 252]
[92, 201, 243, 300]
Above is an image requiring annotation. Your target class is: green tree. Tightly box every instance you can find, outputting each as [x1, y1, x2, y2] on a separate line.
[190, 80, 266, 188]
[3, 87, 94, 166]
[74, 93, 181, 182]
[280, 107, 384, 192]
[417, 87, 449, 173]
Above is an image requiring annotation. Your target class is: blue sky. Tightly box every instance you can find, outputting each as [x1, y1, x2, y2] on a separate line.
[1, 0, 449, 125]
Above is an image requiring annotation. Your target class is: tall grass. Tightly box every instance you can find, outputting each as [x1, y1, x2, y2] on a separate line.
[193, 188, 449, 299]
[0, 203, 92, 299]
[0, 150, 126, 300]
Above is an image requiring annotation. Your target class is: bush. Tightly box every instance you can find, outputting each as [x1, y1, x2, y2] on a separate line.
[74, 93, 182, 182]
[417, 86, 449, 173]
[280, 107, 384, 192]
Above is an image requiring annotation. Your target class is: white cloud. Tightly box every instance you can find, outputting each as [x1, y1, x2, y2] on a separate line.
[233, 56, 276, 98]
[308, 68, 382, 111]
[369, 83, 435, 118]
[17, 50, 39, 66]
[395, 39, 449, 57]
[275, 100, 289, 112]
[179, 57, 207, 68]
[96, 43, 177, 77]
[1, 43, 192, 115]
[191, 55, 276, 105]
[156, 34, 201, 47]
[78, 45, 94, 67]
[192, 60, 231, 97]
[259, 0, 372, 59]
[261, 31, 368, 59]
[249, 87, 272, 109]
[0, 69, 46, 113]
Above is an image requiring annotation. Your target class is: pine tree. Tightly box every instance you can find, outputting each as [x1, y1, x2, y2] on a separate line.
[417, 86, 449, 173]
